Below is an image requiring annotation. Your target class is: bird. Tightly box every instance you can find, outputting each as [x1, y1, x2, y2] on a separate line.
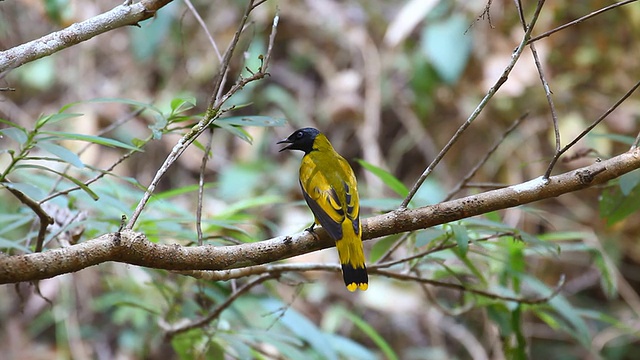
[278, 127, 368, 292]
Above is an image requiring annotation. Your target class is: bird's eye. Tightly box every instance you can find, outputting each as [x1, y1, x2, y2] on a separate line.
[296, 131, 304, 138]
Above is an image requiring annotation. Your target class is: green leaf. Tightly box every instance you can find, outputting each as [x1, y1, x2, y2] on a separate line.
[526, 275, 591, 346]
[593, 250, 617, 299]
[85, 97, 163, 115]
[1, 182, 46, 200]
[215, 122, 253, 144]
[356, 159, 409, 197]
[36, 141, 84, 168]
[217, 115, 286, 127]
[340, 308, 399, 360]
[450, 223, 469, 255]
[369, 235, 401, 262]
[39, 131, 141, 151]
[261, 299, 338, 360]
[0, 127, 28, 145]
[15, 164, 99, 200]
[170, 96, 196, 114]
[619, 169, 640, 196]
[421, 14, 472, 84]
[600, 183, 640, 226]
[326, 333, 378, 360]
[36, 112, 83, 128]
[415, 227, 447, 247]
[0, 236, 32, 252]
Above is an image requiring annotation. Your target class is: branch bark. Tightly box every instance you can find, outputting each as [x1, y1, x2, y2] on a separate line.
[0, 0, 174, 73]
[1, 148, 638, 284]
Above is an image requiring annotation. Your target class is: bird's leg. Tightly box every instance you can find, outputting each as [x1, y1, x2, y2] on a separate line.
[305, 222, 320, 241]
[305, 222, 316, 233]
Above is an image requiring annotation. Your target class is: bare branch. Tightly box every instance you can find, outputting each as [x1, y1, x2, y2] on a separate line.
[2, 185, 53, 252]
[0, 0, 175, 73]
[126, 3, 278, 229]
[400, 0, 546, 208]
[528, 0, 638, 44]
[2, 147, 639, 284]
[545, 80, 640, 176]
[163, 273, 274, 339]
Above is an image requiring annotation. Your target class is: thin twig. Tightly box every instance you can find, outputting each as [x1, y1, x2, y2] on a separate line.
[400, 0, 546, 208]
[518, 5, 562, 180]
[127, 2, 278, 229]
[196, 128, 214, 246]
[545, 80, 640, 176]
[374, 269, 565, 305]
[3, 185, 53, 252]
[184, 0, 222, 62]
[445, 113, 527, 201]
[43, 108, 143, 202]
[39, 147, 138, 204]
[374, 232, 412, 265]
[164, 273, 273, 339]
[528, 0, 638, 44]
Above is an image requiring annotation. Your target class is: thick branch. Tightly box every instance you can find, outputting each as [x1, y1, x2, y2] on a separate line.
[0, 0, 174, 73]
[1, 148, 639, 284]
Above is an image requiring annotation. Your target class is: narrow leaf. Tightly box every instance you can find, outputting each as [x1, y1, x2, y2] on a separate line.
[356, 159, 409, 197]
[40, 131, 141, 151]
[15, 164, 99, 200]
[36, 141, 84, 168]
[217, 115, 286, 127]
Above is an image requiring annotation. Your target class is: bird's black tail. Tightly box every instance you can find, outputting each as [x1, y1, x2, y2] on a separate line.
[342, 263, 368, 292]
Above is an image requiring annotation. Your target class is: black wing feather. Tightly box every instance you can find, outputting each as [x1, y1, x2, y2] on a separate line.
[300, 181, 343, 240]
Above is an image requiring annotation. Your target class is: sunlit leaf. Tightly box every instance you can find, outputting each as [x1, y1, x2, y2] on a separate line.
[39, 131, 141, 151]
[356, 159, 409, 197]
[261, 299, 338, 360]
[36, 141, 84, 168]
[15, 164, 99, 200]
[0, 127, 28, 145]
[450, 223, 469, 256]
[421, 13, 472, 83]
[217, 115, 286, 127]
[36, 112, 83, 128]
[340, 308, 400, 360]
[600, 183, 640, 226]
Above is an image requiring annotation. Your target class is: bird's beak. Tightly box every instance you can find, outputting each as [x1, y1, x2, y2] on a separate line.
[277, 138, 293, 152]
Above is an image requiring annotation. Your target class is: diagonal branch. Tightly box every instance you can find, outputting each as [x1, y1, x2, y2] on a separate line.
[1, 147, 639, 284]
[400, 0, 546, 208]
[0, 0, 174, 73]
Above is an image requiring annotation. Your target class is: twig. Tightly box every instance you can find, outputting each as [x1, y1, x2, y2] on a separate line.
[42, 108, 144, 203]
[545, 80, 640, 176]
[127, 3, 278, 229]
[163, 273, 273, 339]
[400, 0, 546, 208]
[445, 114, 527, 201]
[374, 232, 412, 265]
[3, 185, 53, 252]
[196, 128, 214, 245]
[528, 0, 638, 44]
[515, 1, 561, 180]
[39, 147, 138, 204]
[184, 0, 222, 62]
[374, 269, 565, 305]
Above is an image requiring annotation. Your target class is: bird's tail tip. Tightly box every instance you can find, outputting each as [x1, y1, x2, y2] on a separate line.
[342, 264, 368, 292]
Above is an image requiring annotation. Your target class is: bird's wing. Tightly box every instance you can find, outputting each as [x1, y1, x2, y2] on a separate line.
[300, 177, 344, 240]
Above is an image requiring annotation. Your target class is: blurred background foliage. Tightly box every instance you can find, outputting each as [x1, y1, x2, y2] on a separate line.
[1, 0, 640, 359]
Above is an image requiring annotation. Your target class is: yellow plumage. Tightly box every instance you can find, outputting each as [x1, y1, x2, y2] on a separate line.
[278, 128, 368, 292]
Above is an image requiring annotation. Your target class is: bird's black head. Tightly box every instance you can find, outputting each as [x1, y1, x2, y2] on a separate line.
[277, 127, 320, 154]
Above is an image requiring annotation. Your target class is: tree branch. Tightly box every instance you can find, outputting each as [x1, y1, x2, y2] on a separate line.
[0, 0, 174, 73]
[1, 148, 638, 284]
